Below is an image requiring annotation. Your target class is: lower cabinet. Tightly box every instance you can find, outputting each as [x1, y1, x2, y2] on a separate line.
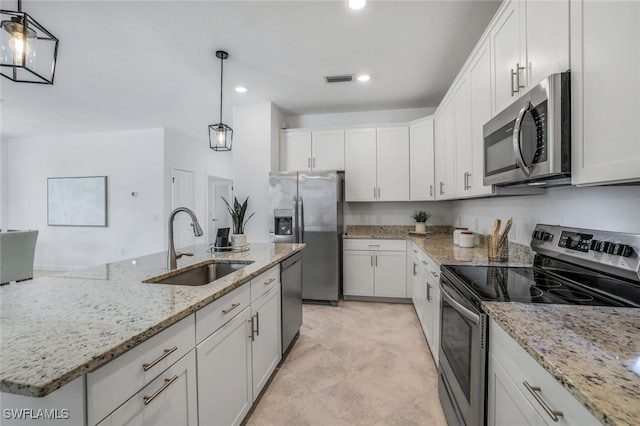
[97, 350, 198, 426]
[250, 284, 282, 401]
[343, 239, 407, 298]
[487, 319, 599, 426]
[197, 308, 253, 426]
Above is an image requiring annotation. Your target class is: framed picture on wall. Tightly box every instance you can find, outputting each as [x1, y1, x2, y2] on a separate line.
[47, 176, 108, 227]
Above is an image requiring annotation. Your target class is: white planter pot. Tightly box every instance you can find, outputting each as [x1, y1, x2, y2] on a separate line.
[415, 222, 427, 233]
[231, 234, 247, 247]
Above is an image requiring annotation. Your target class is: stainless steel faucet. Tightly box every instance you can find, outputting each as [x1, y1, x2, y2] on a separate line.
[167, 207, 204, 269]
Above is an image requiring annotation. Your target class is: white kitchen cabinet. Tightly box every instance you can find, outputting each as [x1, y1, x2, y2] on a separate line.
[491, 0, 569, 115]
[570, 0, 640, 185]
[488, 319, 600, 426]
[250, 283, 282, 401]
[280, 130, 312, 172]
[197, 307, 253, 426]
[453, 72, 473, 197]
[280, 129, 345, 172]
[343, 239, 407, 298]
[97, 350, 198, 426]
[409, 117, 435, 201]
[345, 127, 410, 202]
[434, 96, 456, 200]
[376, 127, 410, 201]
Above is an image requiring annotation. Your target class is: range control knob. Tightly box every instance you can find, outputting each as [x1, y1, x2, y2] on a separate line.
[532, 230, 539, 240]
[602, 242, 613, 254]
[544, 233, 553, 242]
[621, 245, 634, 257]
[590, 239, 600, 251]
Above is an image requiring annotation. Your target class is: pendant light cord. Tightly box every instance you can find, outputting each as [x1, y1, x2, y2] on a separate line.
[219, 54, 224, 124]
[17, 0, 22, 12]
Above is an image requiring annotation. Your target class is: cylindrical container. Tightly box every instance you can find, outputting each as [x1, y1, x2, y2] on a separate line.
[453, 227, 469, 245]
[415, 222, 427, 233]
[459, 231, 475, 248]
[488, 236, 509, 262]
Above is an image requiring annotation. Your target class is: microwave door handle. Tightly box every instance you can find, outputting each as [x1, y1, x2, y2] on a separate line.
[512, 101, 532, 177]
[440, 285, 480, 325]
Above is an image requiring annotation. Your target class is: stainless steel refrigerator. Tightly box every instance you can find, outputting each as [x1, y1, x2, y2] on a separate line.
[269, 171, 343, 305]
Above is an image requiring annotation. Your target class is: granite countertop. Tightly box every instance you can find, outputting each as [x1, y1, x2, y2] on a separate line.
[483, 303, 640, 426]
[0, 243, 304, 398]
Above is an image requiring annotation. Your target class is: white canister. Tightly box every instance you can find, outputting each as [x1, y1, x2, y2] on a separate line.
[459, 231, 475, 248]
[453, 227, 468, 245]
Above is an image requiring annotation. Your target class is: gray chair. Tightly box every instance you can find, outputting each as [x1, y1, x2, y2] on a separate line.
[0, 230, 39, 285]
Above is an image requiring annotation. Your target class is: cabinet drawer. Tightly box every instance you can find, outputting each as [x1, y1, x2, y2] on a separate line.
[489, 320, 599, 425]
[196, 283, 251, 344]
[343, 239, 406, 252]
[87, 314, 195, 426]
[250, 265, 280, 303]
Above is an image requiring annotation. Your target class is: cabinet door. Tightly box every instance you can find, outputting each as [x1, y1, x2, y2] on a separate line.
[373, 250, 407, 298]
[410, 118, 435, 201]
[197, 308, 252, 426]
[345, 128, 377, 201]
[491, 0, 524, 114]
[415, 262, 429, 341]
[487, 353, 547, 426]
[454, 73, 473, 197]
[376, 127, 410, 201]
[280, 130, 312, 172]
[525, 0, 569, 87]
[428, 274, 440, 364]
[312, 129, 345, 171]
[343, 250, 374, 296]
[571, 0, 640, 185]
[251, 284, 282, 401]
[469, 37, 494, 196]
[435, 97, 456, 200]
[98, 351, 198, 426]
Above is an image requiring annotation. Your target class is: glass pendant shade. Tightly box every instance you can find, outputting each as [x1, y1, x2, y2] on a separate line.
[208, 123, 233, 151]
[0, 5, 58, 84]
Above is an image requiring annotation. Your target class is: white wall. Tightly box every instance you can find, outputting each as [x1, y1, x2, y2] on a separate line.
[6, 129, 166, 270]
[163, 129, 232, 248]
[344, 201, 455, 229]
[286, 107, 436, 129]
[232, 102, 278, 243]
[451, 185, 640, 245]
[0, 137, 7, 230]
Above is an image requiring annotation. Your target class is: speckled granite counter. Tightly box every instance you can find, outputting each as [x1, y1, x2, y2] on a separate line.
[483, 303, 640, 426]
[0, 243, 304, 398]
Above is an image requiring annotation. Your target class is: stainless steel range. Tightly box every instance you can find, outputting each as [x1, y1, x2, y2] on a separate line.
[438, 224, 640, 426]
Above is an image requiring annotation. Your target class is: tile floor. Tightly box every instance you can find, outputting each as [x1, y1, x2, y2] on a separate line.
[245, 301, 447, 426]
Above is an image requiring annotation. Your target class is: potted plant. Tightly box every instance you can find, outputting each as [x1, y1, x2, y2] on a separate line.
[222, 196, 255, 247]
[411, 210, 430, 233]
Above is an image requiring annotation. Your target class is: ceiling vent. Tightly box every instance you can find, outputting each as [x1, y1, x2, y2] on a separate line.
[324, 74, 354, 84]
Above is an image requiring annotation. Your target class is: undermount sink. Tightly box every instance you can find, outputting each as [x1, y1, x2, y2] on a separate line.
[144, 261, 253, 286]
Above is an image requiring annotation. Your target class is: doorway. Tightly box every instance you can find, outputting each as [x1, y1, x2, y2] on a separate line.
[207, 176, 233, 246]
[171, 168, 195, 249]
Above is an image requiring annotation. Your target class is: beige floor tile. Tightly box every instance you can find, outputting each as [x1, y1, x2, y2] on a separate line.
[245, 301, 446, 426]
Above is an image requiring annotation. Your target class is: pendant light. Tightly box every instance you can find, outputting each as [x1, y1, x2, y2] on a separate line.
[1, 0, 59, 84]
[208, 50, 233, 151]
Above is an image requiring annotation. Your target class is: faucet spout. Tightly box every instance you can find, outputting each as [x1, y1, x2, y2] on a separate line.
[168, 207, 204, 270]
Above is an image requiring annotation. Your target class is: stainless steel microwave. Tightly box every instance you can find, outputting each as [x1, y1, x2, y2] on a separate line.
[483, 72, 571, 187]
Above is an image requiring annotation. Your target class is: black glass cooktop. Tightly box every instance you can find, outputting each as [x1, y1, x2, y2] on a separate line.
[442, 264, 640, 307]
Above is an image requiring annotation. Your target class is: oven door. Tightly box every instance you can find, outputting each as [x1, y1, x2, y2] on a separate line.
[438, 275, 487, 426]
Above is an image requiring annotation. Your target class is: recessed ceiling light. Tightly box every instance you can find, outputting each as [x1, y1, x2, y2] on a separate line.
[235, 86, 247, 93]
[357, 74, 370, 82]
[348, 0, 366, 11]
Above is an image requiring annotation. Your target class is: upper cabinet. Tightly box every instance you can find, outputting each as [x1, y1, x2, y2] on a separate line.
[409, 117, 435, 201]
[280, 129, 344, 172]
[345, 127, 410, 202]
[490, 0, 569, 115]
[434, 97, 456, 200]
[570, 0, 640, 185]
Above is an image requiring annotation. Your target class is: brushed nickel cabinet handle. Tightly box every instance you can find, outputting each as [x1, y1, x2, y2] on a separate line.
[427, 283, 432, 301]
[430, 184, 433, 197]
[523, 381, 563, 422]
[511, 63, 525, 96]
[264, 277, 276, 286]
[377, 187, 381, 198]
[413, 262, 417, 276]
[511, 67, 517, 96]
[308, 157, 311, 168]
[373, 186, 376, 198]
[143, 375, 179, 405]
[143, 346, 178, 372]
[375, 254, 378, 267]
[313, 158, 316, 168]
[254, 312, 260, 337]
[371, 254, 373, 267]
[439, 181, 444, 195]
[222, 303, 240, 315]
[249, 317, 255, 341]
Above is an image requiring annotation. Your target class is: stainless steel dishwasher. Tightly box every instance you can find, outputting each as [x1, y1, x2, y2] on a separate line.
[281, 252, 303, 354]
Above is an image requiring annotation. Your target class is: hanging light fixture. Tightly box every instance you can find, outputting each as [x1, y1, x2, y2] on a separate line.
[1, 0, 59, 84]
[209, 50, 233, 151]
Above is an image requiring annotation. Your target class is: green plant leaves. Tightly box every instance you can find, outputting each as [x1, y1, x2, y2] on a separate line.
[221, 196, 255, 234]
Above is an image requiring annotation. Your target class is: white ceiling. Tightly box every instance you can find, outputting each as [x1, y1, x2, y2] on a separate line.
[0, 0, 501, 141]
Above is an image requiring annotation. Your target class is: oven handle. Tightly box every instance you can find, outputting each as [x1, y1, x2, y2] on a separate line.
[440, 285, 480, 325]
[512, 101, 533, 177]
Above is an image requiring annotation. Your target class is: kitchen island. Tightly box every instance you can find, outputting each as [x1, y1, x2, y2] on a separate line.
[0, 242, 304, 399]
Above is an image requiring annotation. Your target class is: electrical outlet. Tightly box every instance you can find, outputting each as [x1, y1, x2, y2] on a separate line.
[360, 215, 366, 224]
[376, 216, 382, 224]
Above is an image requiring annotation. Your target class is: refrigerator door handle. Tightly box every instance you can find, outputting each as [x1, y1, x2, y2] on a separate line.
[293, 196, 299, 244]
[299, 196, 305, 243]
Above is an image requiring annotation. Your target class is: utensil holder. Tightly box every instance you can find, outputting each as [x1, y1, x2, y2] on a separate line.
[488, 236, 509, 262]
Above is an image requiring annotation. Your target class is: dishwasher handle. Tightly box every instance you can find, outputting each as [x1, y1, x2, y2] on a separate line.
[281, 252, 303, 271]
